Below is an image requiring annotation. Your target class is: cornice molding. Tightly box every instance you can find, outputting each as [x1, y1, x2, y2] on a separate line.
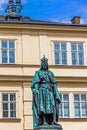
[0, 75, 87, 83]
[0, 64, 87, 69]
[0, 64, 86, 82]
[0, 23, 87, 32]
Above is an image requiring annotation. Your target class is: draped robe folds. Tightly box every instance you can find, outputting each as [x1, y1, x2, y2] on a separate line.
[31, 69, 61, 129]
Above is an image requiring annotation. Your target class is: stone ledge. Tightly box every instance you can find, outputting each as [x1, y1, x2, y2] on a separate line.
[0, 118, 21, 122]
[59, 118, 87, 122]
[35, 125, 62, 130]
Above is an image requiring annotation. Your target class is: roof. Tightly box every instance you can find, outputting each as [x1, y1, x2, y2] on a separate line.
[0, 15, 87, 27]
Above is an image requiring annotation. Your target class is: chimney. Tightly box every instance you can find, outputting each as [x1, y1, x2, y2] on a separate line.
[71, 16, 80, 24]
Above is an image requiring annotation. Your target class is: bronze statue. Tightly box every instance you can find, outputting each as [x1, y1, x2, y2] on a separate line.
[31, 56, 62, 129]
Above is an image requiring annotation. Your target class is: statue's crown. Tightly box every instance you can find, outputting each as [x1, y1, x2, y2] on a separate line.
[41, 55, 48, 62]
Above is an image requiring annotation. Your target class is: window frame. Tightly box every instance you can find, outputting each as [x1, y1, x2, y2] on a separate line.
[2, 93, 17, 119]
[73, 93, 87, 118]
[53, 41, 85, 66]
[53, 42, 67, 65]
[1, 40, 16, 64]
[59, 93, 70, 118]
[70, 43, 84, 66]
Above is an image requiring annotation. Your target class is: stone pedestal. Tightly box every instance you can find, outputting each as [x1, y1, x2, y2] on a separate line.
[35, 125, 63, 130]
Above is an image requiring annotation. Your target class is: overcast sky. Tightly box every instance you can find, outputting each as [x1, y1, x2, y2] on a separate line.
[0, 0, 87, 24]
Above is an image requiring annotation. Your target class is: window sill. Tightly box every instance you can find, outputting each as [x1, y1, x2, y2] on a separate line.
[59, 118, 87, 122]
[0, 118, 21, 122]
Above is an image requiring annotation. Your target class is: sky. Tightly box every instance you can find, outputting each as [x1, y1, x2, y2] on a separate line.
[0, 0, 87, 24]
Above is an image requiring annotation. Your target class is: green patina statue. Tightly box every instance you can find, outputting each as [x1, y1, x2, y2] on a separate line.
[31, 56, 61, 129]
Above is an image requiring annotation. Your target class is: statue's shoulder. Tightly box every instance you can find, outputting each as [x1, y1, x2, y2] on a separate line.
[35, 69, 41, 74]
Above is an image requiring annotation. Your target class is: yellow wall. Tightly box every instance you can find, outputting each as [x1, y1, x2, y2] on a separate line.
[0, 24, 87, 130]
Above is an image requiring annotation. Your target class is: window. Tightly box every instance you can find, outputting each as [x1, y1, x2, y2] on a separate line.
[53, 41, 85, 66]
[71, 43, 84, 65]
[2, 93, 16, 118]
[59, 94, 69, 118]
[1, 40, 15, 64]
[54, 42, 67, 65]
[74, 94, 87, 118]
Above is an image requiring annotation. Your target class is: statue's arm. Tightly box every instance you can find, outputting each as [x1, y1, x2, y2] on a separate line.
[31, 71, 40, 94]
[49, 71, 61, 103]
[33, 83, 39, 95]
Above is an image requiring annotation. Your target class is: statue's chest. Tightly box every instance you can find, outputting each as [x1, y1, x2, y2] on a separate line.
[39, 71, 50, 81]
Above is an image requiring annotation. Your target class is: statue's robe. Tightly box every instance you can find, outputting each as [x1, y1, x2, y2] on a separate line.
[31, 69, 61, 129]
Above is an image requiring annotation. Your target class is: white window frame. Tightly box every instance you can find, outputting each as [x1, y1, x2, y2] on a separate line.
[70, 43, 84, 66]
[53, 42, 67, 65]
[59, 93, 70, 118]
[0, 40, 16, 64]
[73, 93, 87, 118]
[2, 93, 17, 119]
[52, 41, 85, 66]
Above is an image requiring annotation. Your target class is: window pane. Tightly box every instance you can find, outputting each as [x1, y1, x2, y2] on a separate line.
[2, 50, 7, 63]
[78, 44, 83, 51]
[9, 50, 15, 63]
[10, 111, 16, 118]
[81, 103, 86, 117]
[2, 94, 8, 101]
[2, 41, 7, 48]
[72, 52, 77, 65]
[59, 104, 62, 117]
[62, 52, 67, 65]
[71, 44, 77, 51]
[78, 52, 84, 65]
[55, 52, 60, 64]
[54, 43, 60, 50]
[74, 102, 80, 117]
[63, 94, 69, 101]
[59, 94, 62, 100]
[9, 41, 15, 48]
[81, 95, 86, 101]
[74, 95, 79, 101]
[10, 94, 16, 101]
[64, 103, 69, 117]
[3, 111, 8, 117]
[61, 43, 66, 50]
[3, 103, 8, 110]
[10, 103, 16, 110]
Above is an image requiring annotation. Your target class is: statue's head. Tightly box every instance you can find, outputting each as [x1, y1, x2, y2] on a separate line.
[40, 55, 48, 70]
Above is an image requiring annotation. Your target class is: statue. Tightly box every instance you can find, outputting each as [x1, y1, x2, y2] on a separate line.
[31, 56, 62, 130]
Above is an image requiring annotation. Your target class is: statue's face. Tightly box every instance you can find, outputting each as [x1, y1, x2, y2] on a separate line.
[41, 61, 48, 70]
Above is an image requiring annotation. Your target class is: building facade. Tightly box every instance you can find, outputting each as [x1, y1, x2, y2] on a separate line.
[0, 16, 87, 130]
